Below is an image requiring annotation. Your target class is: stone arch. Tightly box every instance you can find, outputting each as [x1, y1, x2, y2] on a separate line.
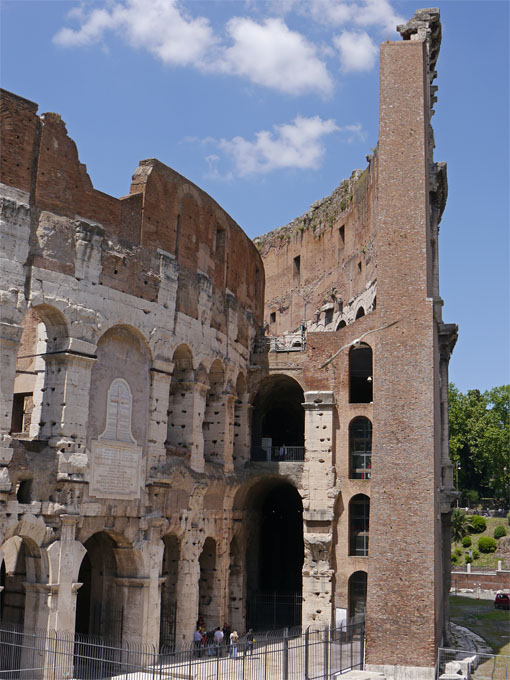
[236, 477, 304, 630]
[336, 319, 347, 331]
[87, 325, 151, 449]
[75, 530, 141, 641]
[0, 534, 47, 627]
[11, 305, 69, 439]
[203, 360, 226, 464]
[348, 494, 370, 557]
[349, 342, 373, 403]
[349, 417, 372, 479]
[355, 306, 365, 320]
[167, 344, 196, 452]
[251, 374, 305, 461]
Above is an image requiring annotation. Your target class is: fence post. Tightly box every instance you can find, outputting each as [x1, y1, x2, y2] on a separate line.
[264, 635, 268, 680]
[282, 628, 289, 680]
[349, 619, 354, 668]
[304, 626, 310, 680]
[360, 622, 364, 670]
[323, 626, 329, 680]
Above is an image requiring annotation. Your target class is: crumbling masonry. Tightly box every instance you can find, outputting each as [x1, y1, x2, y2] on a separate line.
[0, 8, 457, 679]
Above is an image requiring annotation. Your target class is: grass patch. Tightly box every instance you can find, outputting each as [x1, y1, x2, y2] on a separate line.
[451, 517, 508, 569]
[449, 595, 510, 654]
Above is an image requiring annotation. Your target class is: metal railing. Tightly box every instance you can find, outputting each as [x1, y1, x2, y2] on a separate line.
[251, 446, 305, 462]
[0, 620, 364, 679]
[437, 648, 510, 680]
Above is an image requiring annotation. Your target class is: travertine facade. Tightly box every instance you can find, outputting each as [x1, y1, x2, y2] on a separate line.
[0, 8, 457, 679]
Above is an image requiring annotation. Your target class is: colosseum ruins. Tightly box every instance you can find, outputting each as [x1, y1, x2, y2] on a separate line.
[0, 8, 457, 678]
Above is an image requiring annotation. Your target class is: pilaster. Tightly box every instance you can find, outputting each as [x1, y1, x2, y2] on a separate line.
[302, 391, 337, 627]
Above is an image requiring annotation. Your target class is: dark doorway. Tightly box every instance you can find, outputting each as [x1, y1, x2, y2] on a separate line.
[0, 541, 27, 625]
[246, 482, 303, 630]
[251, 375, 304, 459]
[348, 571, 367, 620]
[75, 533, 123, 642]
[349, 344, 373, 403]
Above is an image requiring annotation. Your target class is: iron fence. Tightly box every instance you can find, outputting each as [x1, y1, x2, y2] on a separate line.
[437, 648, 510, 680]
[0, 620, 364, 679]
[251, 447, 305, 462]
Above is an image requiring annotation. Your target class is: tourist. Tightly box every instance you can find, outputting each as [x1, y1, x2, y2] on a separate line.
[229, 630, 239, 658]
[244, 629, 254, 656]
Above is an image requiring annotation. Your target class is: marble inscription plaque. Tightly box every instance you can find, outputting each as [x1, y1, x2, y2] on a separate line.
[90, 440, 142, 499]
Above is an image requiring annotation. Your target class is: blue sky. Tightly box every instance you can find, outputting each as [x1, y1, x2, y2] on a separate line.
[1, 0, 508, 393]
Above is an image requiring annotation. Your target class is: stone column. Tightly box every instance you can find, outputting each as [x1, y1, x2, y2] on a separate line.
[223, 393, 236, 473]
[233, 400, 252, 465]
[45, 515, 87, 634]
[39, 340, 97, 481]
[174, 539, 201, 645]
[190, 383, 208, 473]
[302, 391, 337, 628]
[0, 322, 23, 490]
[0, 195, 30, 487]
[203, 391, 228, 467]
[147, 360, 173, 469]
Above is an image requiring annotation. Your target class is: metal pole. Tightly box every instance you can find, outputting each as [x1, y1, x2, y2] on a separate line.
[304, 626, 309, 680]
[323, 626, 329, 680]
[282, 628, 289, 680]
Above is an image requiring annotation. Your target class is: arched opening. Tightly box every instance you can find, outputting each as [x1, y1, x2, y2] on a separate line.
[160, 535, 179, 652]
[0, 538, 28, 625]
[89, 326, 151, 447]
[244, 480, 304, 630]
[76, 533, 122, 641]
[355, 307, 365, 320]
[348, 571, 367, 620]
[167, 345, 195, 454]
[11, 306, 68, 440]
[251, 375, 304, 461]
[349, 343, 373, 403]
[349, 418, 372, 479]
[203, 361, 225, 464]
[198, 538, 219, 629]
[349, 495, 370, 557]
[336, 319, 347, 331]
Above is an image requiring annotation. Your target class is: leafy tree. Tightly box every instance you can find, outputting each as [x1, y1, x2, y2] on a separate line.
[451, 508, 473, 542]
[449, 384, 510, 499]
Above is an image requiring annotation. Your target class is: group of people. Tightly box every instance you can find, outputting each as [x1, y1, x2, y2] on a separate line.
[193, 620, 254, 658]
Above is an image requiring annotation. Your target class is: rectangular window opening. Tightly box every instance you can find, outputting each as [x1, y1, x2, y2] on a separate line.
[293, 255, 301, 280]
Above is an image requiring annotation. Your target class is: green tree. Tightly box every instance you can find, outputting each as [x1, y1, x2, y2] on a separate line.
[451, 508, 473, 542]
[449, 384, 509, 500]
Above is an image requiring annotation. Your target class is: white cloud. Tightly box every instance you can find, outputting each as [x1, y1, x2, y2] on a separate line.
[306, 0, 404, 35]
[219, 17, 332, 96]
[53, 0, 217, 67]
[214, 116, 339, 176]
[334, 31, 377, 72]
[54, 1, 332, 95]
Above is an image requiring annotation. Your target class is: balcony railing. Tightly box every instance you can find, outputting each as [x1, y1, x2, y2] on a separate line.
[251, 446, 305, 462]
